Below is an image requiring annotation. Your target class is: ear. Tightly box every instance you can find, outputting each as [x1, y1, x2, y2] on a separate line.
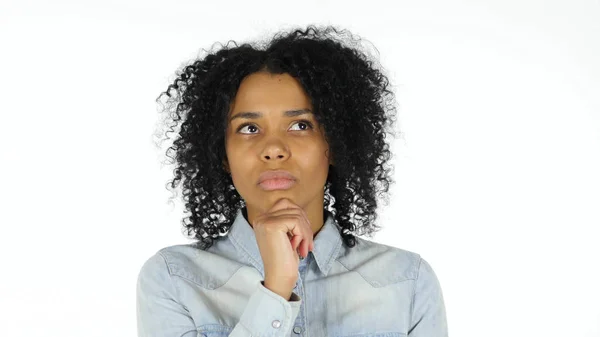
[222, 157, 230, 174]
[326, 149, 334, 166]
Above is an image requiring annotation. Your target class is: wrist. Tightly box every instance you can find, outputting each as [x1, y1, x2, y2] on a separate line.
[262, 280, 294, 300]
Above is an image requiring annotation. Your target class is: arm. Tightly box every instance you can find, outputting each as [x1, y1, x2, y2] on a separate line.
[407, 257, 449, 337]
[136, 252, 302, 337]
[228, 281, 302, 336]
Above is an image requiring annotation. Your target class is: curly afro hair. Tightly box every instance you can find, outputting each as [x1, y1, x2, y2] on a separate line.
[153, 25, 400, 250]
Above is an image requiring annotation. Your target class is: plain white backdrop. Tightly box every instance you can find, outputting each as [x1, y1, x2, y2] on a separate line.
[1, 0, 599, 336]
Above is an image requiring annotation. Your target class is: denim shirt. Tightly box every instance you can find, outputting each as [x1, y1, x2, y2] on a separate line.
[136, 208, 448, 337]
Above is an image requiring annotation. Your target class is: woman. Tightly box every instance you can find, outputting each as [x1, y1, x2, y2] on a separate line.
[137, 25, 448, 337]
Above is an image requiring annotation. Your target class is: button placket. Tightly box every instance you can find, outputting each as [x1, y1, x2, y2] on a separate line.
[292, 257, 308, 336]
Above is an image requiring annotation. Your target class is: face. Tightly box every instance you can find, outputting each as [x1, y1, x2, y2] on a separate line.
[224, 71, 333, 218]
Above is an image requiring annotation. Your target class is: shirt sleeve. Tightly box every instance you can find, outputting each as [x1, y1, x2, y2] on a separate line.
[407, 257, 449, 337]
[228, 281, 302, 336]
[136, 252, 302, 337]
[136, 252, 199, 337]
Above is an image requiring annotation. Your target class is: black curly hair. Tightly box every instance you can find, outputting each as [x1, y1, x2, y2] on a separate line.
[153, 25, 400, 250]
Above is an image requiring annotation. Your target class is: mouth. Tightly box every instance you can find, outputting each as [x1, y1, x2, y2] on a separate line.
[258, 178, 296, 191]
[257, 169, 297, 185]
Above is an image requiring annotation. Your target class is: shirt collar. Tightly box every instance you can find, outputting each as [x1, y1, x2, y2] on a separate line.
[227, 207, 343, 277]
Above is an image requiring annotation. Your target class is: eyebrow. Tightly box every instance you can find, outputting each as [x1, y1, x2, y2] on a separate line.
[229, 109, 313, 123]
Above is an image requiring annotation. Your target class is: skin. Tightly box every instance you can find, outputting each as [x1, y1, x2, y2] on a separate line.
[223, 71, 334, 238]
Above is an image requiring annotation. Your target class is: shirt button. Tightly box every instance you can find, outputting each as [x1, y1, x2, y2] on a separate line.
[293, 326, 303, 334]
[272, 320, 281, 328]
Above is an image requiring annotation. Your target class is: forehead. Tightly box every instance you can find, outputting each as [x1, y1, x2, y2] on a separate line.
[230, 72, 312, 113]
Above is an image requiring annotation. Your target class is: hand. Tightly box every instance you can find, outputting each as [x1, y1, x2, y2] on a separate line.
[251, 198, 315, 299]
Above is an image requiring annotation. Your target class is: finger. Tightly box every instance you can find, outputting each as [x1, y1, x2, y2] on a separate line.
[304, 239, 310, 257]
[261, 208, 303, 217]
[270, 203, 313, 240]
[260, 201, 314, 253]
[261, 208, 312, 236]
[271, 210, 314, 254]
[290, 235, 306, 258]
[287, 208, 313, 253]
[290, 234, 301, 251]
[293, 243, 301, 260]
[295, 238, 306, 258]
[267, 197, 300, 213]
[289, 226, 310, 258]
[255, 213, 300, 230]
[300, 213, 314, 252]
[268, 214, 304, 235]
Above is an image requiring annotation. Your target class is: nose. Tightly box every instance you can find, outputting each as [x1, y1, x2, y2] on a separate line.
[263, 150, 288, 161]
[261, 139, 290, 162]
[265, 153, 286, 160]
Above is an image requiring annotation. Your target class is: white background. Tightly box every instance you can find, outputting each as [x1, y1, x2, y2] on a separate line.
[1, 0, 599, 336]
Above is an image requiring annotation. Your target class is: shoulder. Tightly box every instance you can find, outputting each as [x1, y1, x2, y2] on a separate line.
[136, 243, 198, 286]
[137, 242, 246, 290]
[336, 236, 426, 287]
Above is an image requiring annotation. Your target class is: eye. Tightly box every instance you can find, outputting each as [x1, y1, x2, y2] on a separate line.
[290, 119, 314, 131]
[237, 124, 258, 134]
[237, 120, 314, 134]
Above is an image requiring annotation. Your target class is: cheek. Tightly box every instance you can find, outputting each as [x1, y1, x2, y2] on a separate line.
[227, 151, 255, 183]
[228, 154, 250, 177]
[299, 144, 330, 172]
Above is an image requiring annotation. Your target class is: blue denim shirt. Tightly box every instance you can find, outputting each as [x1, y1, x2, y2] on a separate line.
[136, 208, 448, 337]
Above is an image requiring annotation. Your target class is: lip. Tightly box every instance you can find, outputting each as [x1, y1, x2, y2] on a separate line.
[258, 178, 296, 191]
[257, 170, 297, 184]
